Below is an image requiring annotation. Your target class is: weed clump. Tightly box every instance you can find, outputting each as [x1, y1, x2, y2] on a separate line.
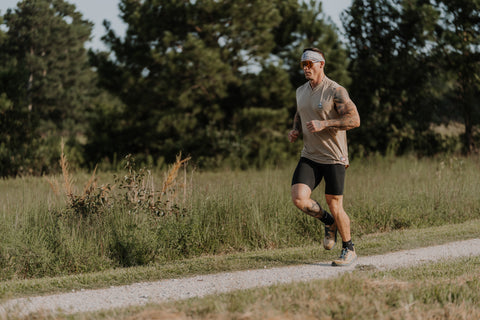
[115, 153, 190, 217]
[36, 146, 194, 273]
[47, 143, 191, 218]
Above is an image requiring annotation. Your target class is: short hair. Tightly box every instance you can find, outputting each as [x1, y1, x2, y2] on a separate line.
[303, 48, 326, 61]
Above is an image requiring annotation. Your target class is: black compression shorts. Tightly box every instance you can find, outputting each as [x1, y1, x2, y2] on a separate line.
[291, 157, 346, 195]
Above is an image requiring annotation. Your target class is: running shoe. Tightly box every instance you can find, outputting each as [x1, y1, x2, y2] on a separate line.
[323, 223, 337, 250]
[332, 247, 357, 266]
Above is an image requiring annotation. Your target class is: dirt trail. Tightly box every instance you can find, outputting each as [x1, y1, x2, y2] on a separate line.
[2, 238, 480, 318]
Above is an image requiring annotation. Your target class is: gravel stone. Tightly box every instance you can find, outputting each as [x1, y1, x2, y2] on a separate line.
[1, 238, 479, 317]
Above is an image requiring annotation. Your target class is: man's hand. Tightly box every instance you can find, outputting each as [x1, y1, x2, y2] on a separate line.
[306, 120, 326, 133]
[288, 129, 300, 143]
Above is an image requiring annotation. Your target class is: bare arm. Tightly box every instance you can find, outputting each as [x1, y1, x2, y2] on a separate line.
[292, 111, 302, 132]
[306, 86, 360, 133]
[288, 112, 302, 143]
[329, 86, 360, 130]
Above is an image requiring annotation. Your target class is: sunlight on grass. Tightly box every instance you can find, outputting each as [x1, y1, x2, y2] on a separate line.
[59, 256, 480, 320]
[0, 154, 479, 293]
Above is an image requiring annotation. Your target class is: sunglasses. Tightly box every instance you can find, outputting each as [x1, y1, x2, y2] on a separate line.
[300, 60, 320, 69]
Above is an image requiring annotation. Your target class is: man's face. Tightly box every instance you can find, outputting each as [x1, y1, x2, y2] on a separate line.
[301, 60, 324, 81]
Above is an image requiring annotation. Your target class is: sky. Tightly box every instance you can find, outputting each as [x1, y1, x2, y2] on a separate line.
[0, 0, 352, 51]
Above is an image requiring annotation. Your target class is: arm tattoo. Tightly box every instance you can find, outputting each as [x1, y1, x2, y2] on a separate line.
[327, 87, 360, 130]
[293, 112, 302, 132]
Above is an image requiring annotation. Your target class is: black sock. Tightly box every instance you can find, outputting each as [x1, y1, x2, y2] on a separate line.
[320, 209, 335, 225]
[343, 240, 354, 251]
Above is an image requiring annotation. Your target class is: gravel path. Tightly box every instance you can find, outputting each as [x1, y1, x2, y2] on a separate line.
[2, 238, 480, 318]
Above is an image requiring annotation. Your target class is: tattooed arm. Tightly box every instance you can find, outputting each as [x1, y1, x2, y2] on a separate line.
[306, 86, 360, 132]
[331, 86, 360, 130]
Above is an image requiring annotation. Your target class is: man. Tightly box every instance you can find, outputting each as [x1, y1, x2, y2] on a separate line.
[288, 47, 360, 266]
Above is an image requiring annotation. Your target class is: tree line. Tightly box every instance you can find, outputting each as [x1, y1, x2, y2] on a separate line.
[0, 0, 479, 177]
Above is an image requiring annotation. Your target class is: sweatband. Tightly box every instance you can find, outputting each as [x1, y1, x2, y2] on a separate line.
[301, 50, 325, 62]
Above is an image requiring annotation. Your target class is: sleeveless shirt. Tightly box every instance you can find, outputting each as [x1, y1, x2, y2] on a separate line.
[296, 76, 349, 165]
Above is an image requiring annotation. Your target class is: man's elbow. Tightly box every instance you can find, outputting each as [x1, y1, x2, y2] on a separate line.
[350, 104, 360, 128]
[352, 114, 360, 128]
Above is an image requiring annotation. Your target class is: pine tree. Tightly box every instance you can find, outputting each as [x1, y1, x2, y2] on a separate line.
[432, 0, 480, 154]
[343, 0, 441, 156]
[91, 0, 349, 167]
[0, 0, 95, 175]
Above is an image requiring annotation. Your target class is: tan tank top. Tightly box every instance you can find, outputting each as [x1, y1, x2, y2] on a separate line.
[296, 76, 349, 165]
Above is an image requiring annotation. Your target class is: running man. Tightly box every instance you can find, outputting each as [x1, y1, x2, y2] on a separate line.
[288, 47, 360, 266]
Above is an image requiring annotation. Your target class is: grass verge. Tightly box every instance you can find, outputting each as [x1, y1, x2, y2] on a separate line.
[1, 155, 479, 282]
[11, 249, 480, 319]
[1, 219, 479, 301]
[116, 255, 480, 320]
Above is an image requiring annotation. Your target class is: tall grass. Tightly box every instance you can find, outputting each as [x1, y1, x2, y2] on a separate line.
[346, 154, 480, 234]
[0, 154, 479, 281]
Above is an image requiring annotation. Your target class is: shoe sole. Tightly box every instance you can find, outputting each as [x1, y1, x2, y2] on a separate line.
[323, 241, 336, 250]
[331, 254, 357, 267]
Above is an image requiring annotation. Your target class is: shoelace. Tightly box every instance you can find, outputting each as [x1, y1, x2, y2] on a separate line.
[339, 248, 348, 259]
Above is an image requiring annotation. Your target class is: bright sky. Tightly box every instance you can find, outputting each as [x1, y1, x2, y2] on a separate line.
[0, 0, 351, 51]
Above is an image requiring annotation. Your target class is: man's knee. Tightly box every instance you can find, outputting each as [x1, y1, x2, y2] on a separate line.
[292, 196, 307, 210]
[328, 202, 341, 214]
[326, 195, 344, 216]
[291, 184, 312, 210]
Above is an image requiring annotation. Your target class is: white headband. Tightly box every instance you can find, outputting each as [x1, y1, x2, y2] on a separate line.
[301, 50, 325, 62]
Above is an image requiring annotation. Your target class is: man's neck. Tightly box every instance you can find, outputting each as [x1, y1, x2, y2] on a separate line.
[309, 73, 325, 89]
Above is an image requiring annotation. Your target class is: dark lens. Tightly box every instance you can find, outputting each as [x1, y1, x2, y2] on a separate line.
[301, 61, 312, 68]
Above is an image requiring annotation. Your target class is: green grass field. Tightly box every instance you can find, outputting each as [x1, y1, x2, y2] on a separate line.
[1, 154, 479, 318]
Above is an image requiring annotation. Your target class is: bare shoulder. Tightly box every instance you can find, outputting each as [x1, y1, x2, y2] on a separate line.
[333, 86, 357, 116]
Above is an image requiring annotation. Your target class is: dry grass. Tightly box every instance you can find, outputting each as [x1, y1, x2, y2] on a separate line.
[161, 153, 191, 195]
[160, 153, 191, 213]
[44, 142, 106, 210]
[60, 141, 76, 200]
[125, 310, 187, 320]
[43, 145, 191, 217]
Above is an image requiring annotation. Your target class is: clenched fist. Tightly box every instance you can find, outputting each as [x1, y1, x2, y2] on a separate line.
[288, 129, 299, 143]
[306, 120, 326, 133]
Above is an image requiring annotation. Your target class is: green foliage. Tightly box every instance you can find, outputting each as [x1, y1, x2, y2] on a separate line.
[276, 0, 351, 88]
[344, 0, 441, 156]
[0, 156, 479, 280]
[90, 0, 348, 168]
[0, 0, 96, 176]
[82, 91, 128, 167]
[343, 0, 480, 157]
[108, 212, 159, 267]
[112, 154, 188, 217]
[0, 93, 22, 176]
[58, 151, 189, 219]
[431, 0, 480, 154]
[1, 0, 479, 177]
